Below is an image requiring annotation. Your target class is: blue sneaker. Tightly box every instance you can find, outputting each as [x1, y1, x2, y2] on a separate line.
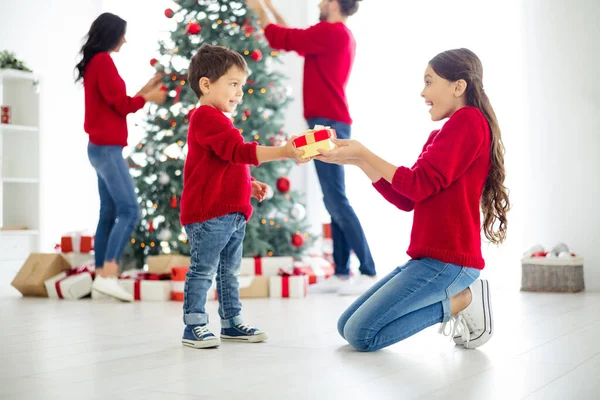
[221, 323, 268, 343]
[182, 325, 220, 349]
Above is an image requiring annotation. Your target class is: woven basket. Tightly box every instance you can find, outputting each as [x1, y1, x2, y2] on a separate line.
[521, 256, 584, 292]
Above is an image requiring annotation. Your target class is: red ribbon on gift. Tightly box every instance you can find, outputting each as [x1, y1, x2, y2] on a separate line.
[54, 266, 95, 299]
[278, 268, 306, 298]
[282, 276, 290, 298]
[134, 280, 141, 300]
[119, 272, 170, 280]
[254, 256, 262, 275]
[293, 129, 333, 148]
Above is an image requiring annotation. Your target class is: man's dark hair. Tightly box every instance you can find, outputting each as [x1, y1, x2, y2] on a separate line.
[338, 0, 362, 17]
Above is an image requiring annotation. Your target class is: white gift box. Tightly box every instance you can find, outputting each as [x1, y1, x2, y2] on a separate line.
[240, 256, 294, 276]
[92, 279, 171, 301]
[269, 275, 308, 298]
[119, 279, 171, 301]
[45, 271, 93, 300]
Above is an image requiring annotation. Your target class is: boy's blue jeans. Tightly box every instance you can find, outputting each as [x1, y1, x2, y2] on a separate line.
[338, 258, 480, 352]
[307, 117, 376, 277]
[183, 213, 246, 328]
[87, 142, 141, 268]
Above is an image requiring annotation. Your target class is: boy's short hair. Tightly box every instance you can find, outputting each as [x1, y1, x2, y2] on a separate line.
[188, 44, 249, 98]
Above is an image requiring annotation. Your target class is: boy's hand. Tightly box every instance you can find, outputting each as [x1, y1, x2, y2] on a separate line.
[284, 135, 309, 163]
[251, 180, 269, 202]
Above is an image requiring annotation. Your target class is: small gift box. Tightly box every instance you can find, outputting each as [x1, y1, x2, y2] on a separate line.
[240, 256, 294, 277]
[61, 232, 94, 253]
[293, 255, 335, 285]
[44, 266, 95, 300]
[93, 271, 171, 301]
[293, 125, 336, 159]
[269, 270, 308, 298]
[120, 271, 171, 301]
[1, 105, 11, 124]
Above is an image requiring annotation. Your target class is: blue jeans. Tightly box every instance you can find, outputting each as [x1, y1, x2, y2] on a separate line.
[307, 118, 376, 276]
[87, 142, 141, 269]
[338, 258, 480, 352]
[183, 213, 246, 328]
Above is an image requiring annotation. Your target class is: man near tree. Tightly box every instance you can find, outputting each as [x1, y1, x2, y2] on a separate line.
[247, 0, 376, 295]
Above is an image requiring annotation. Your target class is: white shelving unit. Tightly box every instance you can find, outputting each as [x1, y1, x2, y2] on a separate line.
[0, 69, 40, 282]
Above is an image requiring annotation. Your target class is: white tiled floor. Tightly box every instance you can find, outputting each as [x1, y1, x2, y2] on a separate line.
[1, 285, 599, 399]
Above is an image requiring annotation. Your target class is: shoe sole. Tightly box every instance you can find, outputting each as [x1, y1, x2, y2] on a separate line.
[182, 338, 221, 349]
[463, 279, 493, 349]
[92, 284, 134, 302]
[220, 331, 268, 343]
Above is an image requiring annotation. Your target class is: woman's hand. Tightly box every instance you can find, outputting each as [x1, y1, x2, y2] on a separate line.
[315, 138, 367, 165]
[246, 0, 265, 14]
[138, 74, 163, 96]
[144, 85, 167, 104]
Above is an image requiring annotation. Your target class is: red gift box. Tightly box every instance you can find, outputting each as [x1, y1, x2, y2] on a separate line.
[61, 233, 94, 253]
[1, 105, 10, 124]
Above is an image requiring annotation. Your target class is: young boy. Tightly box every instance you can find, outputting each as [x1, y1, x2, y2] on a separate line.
[180, 44, 305, 349]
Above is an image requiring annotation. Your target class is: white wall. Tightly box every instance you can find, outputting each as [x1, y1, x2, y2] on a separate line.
[0, 0, 103, 251]
[521, 0, 600, 290]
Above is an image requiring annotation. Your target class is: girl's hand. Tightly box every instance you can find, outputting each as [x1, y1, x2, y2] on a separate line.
[284, 135, 309, 163]
[315, 138, 367, 165]
[251, 180, 268, 202]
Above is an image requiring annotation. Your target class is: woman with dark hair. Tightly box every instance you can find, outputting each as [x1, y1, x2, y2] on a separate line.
[75, 12, 166, 301]
[317, 48, 510, 351]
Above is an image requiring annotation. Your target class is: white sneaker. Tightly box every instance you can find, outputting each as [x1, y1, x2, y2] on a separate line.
[309, 275, 348, 293]
[337, 275, 377, 296]
[440, 279, 493, 349]
[92, 276, 134, 302]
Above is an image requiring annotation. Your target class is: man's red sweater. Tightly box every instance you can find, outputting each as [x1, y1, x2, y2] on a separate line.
[83, 52, 146, 146]
[373, 107, 492, 269]
[180, 106, 259, 225]
[264, 22, 355, 124]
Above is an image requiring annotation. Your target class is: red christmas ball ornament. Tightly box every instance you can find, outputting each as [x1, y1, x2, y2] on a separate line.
[186, 22, 201, 35]
[291, 233, 304, 248]
[164, 8, 174, 18]
[247, 79, 256, 85]
[161, 85, 168, 91]
[277, 177, 290, 193]
[251, 49, 263, 62]
[150, 58, 158, 67]
[148, 219, 155, 232]
[244, 109, 251, 117]
[170, 194, 178, 208]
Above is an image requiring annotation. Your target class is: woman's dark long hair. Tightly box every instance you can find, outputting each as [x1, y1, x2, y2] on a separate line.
[430, 48, 510, 244]
[74, 13, 126, 82]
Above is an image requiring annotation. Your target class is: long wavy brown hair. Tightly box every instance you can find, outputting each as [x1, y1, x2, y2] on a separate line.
[429, 48, 510, 244]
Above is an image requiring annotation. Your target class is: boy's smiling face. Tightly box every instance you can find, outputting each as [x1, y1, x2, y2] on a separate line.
[199, 66, 247, 113]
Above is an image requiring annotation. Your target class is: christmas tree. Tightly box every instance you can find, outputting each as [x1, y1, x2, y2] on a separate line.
[122, 0, 312, 269]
